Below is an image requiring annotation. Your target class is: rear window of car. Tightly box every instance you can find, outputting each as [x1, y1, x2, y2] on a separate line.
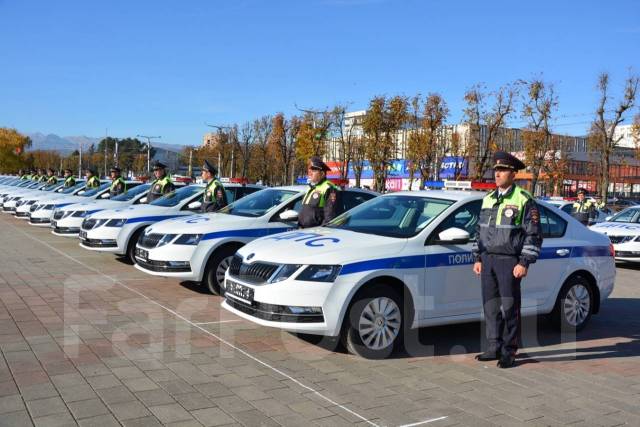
[539, 205, 567, 238]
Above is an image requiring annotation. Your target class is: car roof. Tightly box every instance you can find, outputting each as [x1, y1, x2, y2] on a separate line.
[382, 190, 484, 201]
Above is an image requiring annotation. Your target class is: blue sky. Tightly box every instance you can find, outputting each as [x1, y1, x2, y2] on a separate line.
[1, 0, 639, 146]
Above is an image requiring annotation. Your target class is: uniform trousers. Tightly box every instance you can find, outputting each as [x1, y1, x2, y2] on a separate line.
[481, 253, 522, 357]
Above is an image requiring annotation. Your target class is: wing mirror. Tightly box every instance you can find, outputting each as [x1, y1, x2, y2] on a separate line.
[605, 215, 612, 221]
[279, 209, 299, 222]
[139, 196, 148, 204]
[436, 227, 471, 244]
[100, 192, 110, 199]
[187, 201, 202, 210]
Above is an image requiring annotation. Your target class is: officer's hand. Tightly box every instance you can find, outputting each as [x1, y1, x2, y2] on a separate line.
[473, 262, 482, 275]
[513, 264, 527, 278]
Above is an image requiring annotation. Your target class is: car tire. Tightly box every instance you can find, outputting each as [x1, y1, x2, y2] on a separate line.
[204, 245, 242, 295]
[551, 275, 593, 332]
[127, 227, 146, 265]
[342, 285, 404, 359]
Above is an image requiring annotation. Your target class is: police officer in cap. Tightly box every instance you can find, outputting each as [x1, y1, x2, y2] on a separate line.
[35, 168, 46, 182]
[147, 161, 175, 202]
[298, 156, 341, 228]
[571, 188, 596, 226]
[63, 169, 76, 187]
[472, 151, 543, 368]
[84, 168, 101, 188]
[109, 167, 126, 197]
[18, 169, 27, 180]
[201, 160, 227, 212]
[46, 168, 57, 185]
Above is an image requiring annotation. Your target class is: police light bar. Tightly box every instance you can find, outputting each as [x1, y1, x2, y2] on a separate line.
[443, 180, 472, 190]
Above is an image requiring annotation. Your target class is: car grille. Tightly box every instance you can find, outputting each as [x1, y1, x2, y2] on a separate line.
[228, 255, 279, 284]
[14, 211, 29, 217]
[80, 239, 117, 248]
[608, 235, 634, 244]
[136, 258, 191, 273]
[29, 217, 50, 224]
[224, 297, 324, 323]
[52, 226, 79, 234]
[138, 233, 164, 249]
[53, 210, 65, 220]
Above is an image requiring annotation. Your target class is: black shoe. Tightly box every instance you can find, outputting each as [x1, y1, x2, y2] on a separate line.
[497, 354, 516, 368]
[475, 351, 500, 361]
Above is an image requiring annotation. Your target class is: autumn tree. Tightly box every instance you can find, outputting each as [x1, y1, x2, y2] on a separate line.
[251, 116, 273, 184]
[632, 114, 640, 158]
[295, 111, 332, 161]
[269, 113, 300, 185]
[237, 122, 253, 179]
[463, 83, 518, 180]
[362, 96, 408, 192]
[351, 135, 367, 187]
[589, 72, 639, 199]
[521, 79, 558, 195]
[0, 128, 31, 172]
[330, 105, 358, 180]
[542, 134, 570, 196]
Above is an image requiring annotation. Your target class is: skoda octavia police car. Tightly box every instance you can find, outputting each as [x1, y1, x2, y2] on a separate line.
[223, 190, 615, 359]
[79, 184, 262, 263]
[14, 181, 87, 219]
[134, 186, 376, 294]
[590, 205, 640, 263]
[2, 181, 53, 213]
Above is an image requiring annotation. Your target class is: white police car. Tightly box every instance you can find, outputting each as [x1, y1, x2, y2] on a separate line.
[14, 181, 87, 219]
[37, 181, 142, 229]
[79, 184, 262, 263]
[2, 181, 54, 213]
[543, 199, 609, 224]
[134, 186, 377, 294]
[589, 206, 640, 263]
[223, 190, 616, 359]
[49, 183, 152, 234]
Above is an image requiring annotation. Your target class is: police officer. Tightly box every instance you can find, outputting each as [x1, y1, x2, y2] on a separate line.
[63, 169, 76, 188]
[298, 156, 341, 228]
[571, 189, 596, 226]
[45, 168, 57, 185]
[201, 160, 227, 212]
[109, 167, 126, 197]
[472, 151, 543, 368]
[35, 168, 46, 182]
[18, 169, 27, 180]
[85, 168, 101, 189]
[146, 161, 175, 202]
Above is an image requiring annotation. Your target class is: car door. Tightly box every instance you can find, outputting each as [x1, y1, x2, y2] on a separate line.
[423, 200, 483, 319]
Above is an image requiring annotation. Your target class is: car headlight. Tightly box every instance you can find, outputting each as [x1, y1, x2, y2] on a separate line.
[72, 210, 89, 218]
[94, 219, 109, 228]
[106, 218, 127, 227]
[296, 265, 342, 282]
[157, 234, 177, 247]
[62, 210, 74, 218]
[268, 264, 302, 283]
[174, 234, 203, 245]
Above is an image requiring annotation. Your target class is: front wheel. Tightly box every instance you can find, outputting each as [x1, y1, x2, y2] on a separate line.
[203, 245, 241, 295]
[126, 227, 146, 265]
[551, 276, 593, 332]
[342, 286, 404, 359]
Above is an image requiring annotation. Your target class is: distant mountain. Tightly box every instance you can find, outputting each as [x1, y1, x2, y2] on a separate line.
[26, 133, 185, 155]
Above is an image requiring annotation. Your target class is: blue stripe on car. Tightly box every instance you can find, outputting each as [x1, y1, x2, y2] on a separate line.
[339, 246, 611, 276]
[202, 227, 294, 241]
[126, 215, 184, 224]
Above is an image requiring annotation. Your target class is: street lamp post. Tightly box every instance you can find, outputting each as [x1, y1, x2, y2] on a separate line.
[136, 135, 161, 175]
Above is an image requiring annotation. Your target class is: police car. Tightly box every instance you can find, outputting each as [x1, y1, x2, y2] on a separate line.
[78, 184, 262, 263]
[1, 181, 54, 212]
[48, 183, 152, 234]
[589, 206, 640, 263]
[223, 190, 616, 359]
[134, 186, 377, 294]
[32, 181, 142, 228]
[543, 198, 609, 224]
[14, 181, 87, 219]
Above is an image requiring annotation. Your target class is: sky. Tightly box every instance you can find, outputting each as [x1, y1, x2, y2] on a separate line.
[1, 0, 639, 146]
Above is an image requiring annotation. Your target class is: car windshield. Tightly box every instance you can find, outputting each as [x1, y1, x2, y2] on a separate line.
[326, 195, 454, 238]
[111, 183, 151, 202]
[150, 185, 202, 207]
[609, 208, 640, 223]
[60, 182, 86, 194]
[80, 183, 111, 197]
[219, 189, 299, 217]
[42, 182, 61, 191]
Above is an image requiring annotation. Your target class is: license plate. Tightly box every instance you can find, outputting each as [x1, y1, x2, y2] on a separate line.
[79, 231, 87, 240]
[225, 279, 254, 303]
[136, 248, 149, 262]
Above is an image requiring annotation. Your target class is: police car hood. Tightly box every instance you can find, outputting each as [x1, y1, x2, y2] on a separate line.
[147, 213, 257, 235]
[589, 221, 640, 236]
[60, 199, 127, 213]
[51, 195, 97, 208]
[237, 228, 407, 266]
[89, 204, 181, 220]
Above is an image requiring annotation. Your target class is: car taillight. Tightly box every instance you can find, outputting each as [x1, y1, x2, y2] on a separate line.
[609, 243, 615, 257]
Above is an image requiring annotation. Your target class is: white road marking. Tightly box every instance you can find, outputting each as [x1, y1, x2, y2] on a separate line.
[398, 417, 449, 427]
[8, 220, 383, 427]
[194, 320, 242, 325]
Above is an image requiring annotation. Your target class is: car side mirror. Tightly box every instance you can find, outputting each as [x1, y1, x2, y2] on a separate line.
[279, 209, 299, 222]
[139, 196, 148, 204]
[100, 193, 110, 199]
[187, 201, 202, 210]
[436, 227, 471, 244]
[605, 216, 612, 221]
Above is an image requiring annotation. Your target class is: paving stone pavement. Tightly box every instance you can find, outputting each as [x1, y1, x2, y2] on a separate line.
[0, 214, 639, 426]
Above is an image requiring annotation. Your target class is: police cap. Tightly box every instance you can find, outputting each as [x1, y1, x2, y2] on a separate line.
[576, 188, 587, 195]
[493, 151, 525, 171]
[110, 166, 121, 173]
[152, 160, 167, 170]
[202, 160, 217, 175]
[308, 156, 330, 172]
[64, 168, 73, 174]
